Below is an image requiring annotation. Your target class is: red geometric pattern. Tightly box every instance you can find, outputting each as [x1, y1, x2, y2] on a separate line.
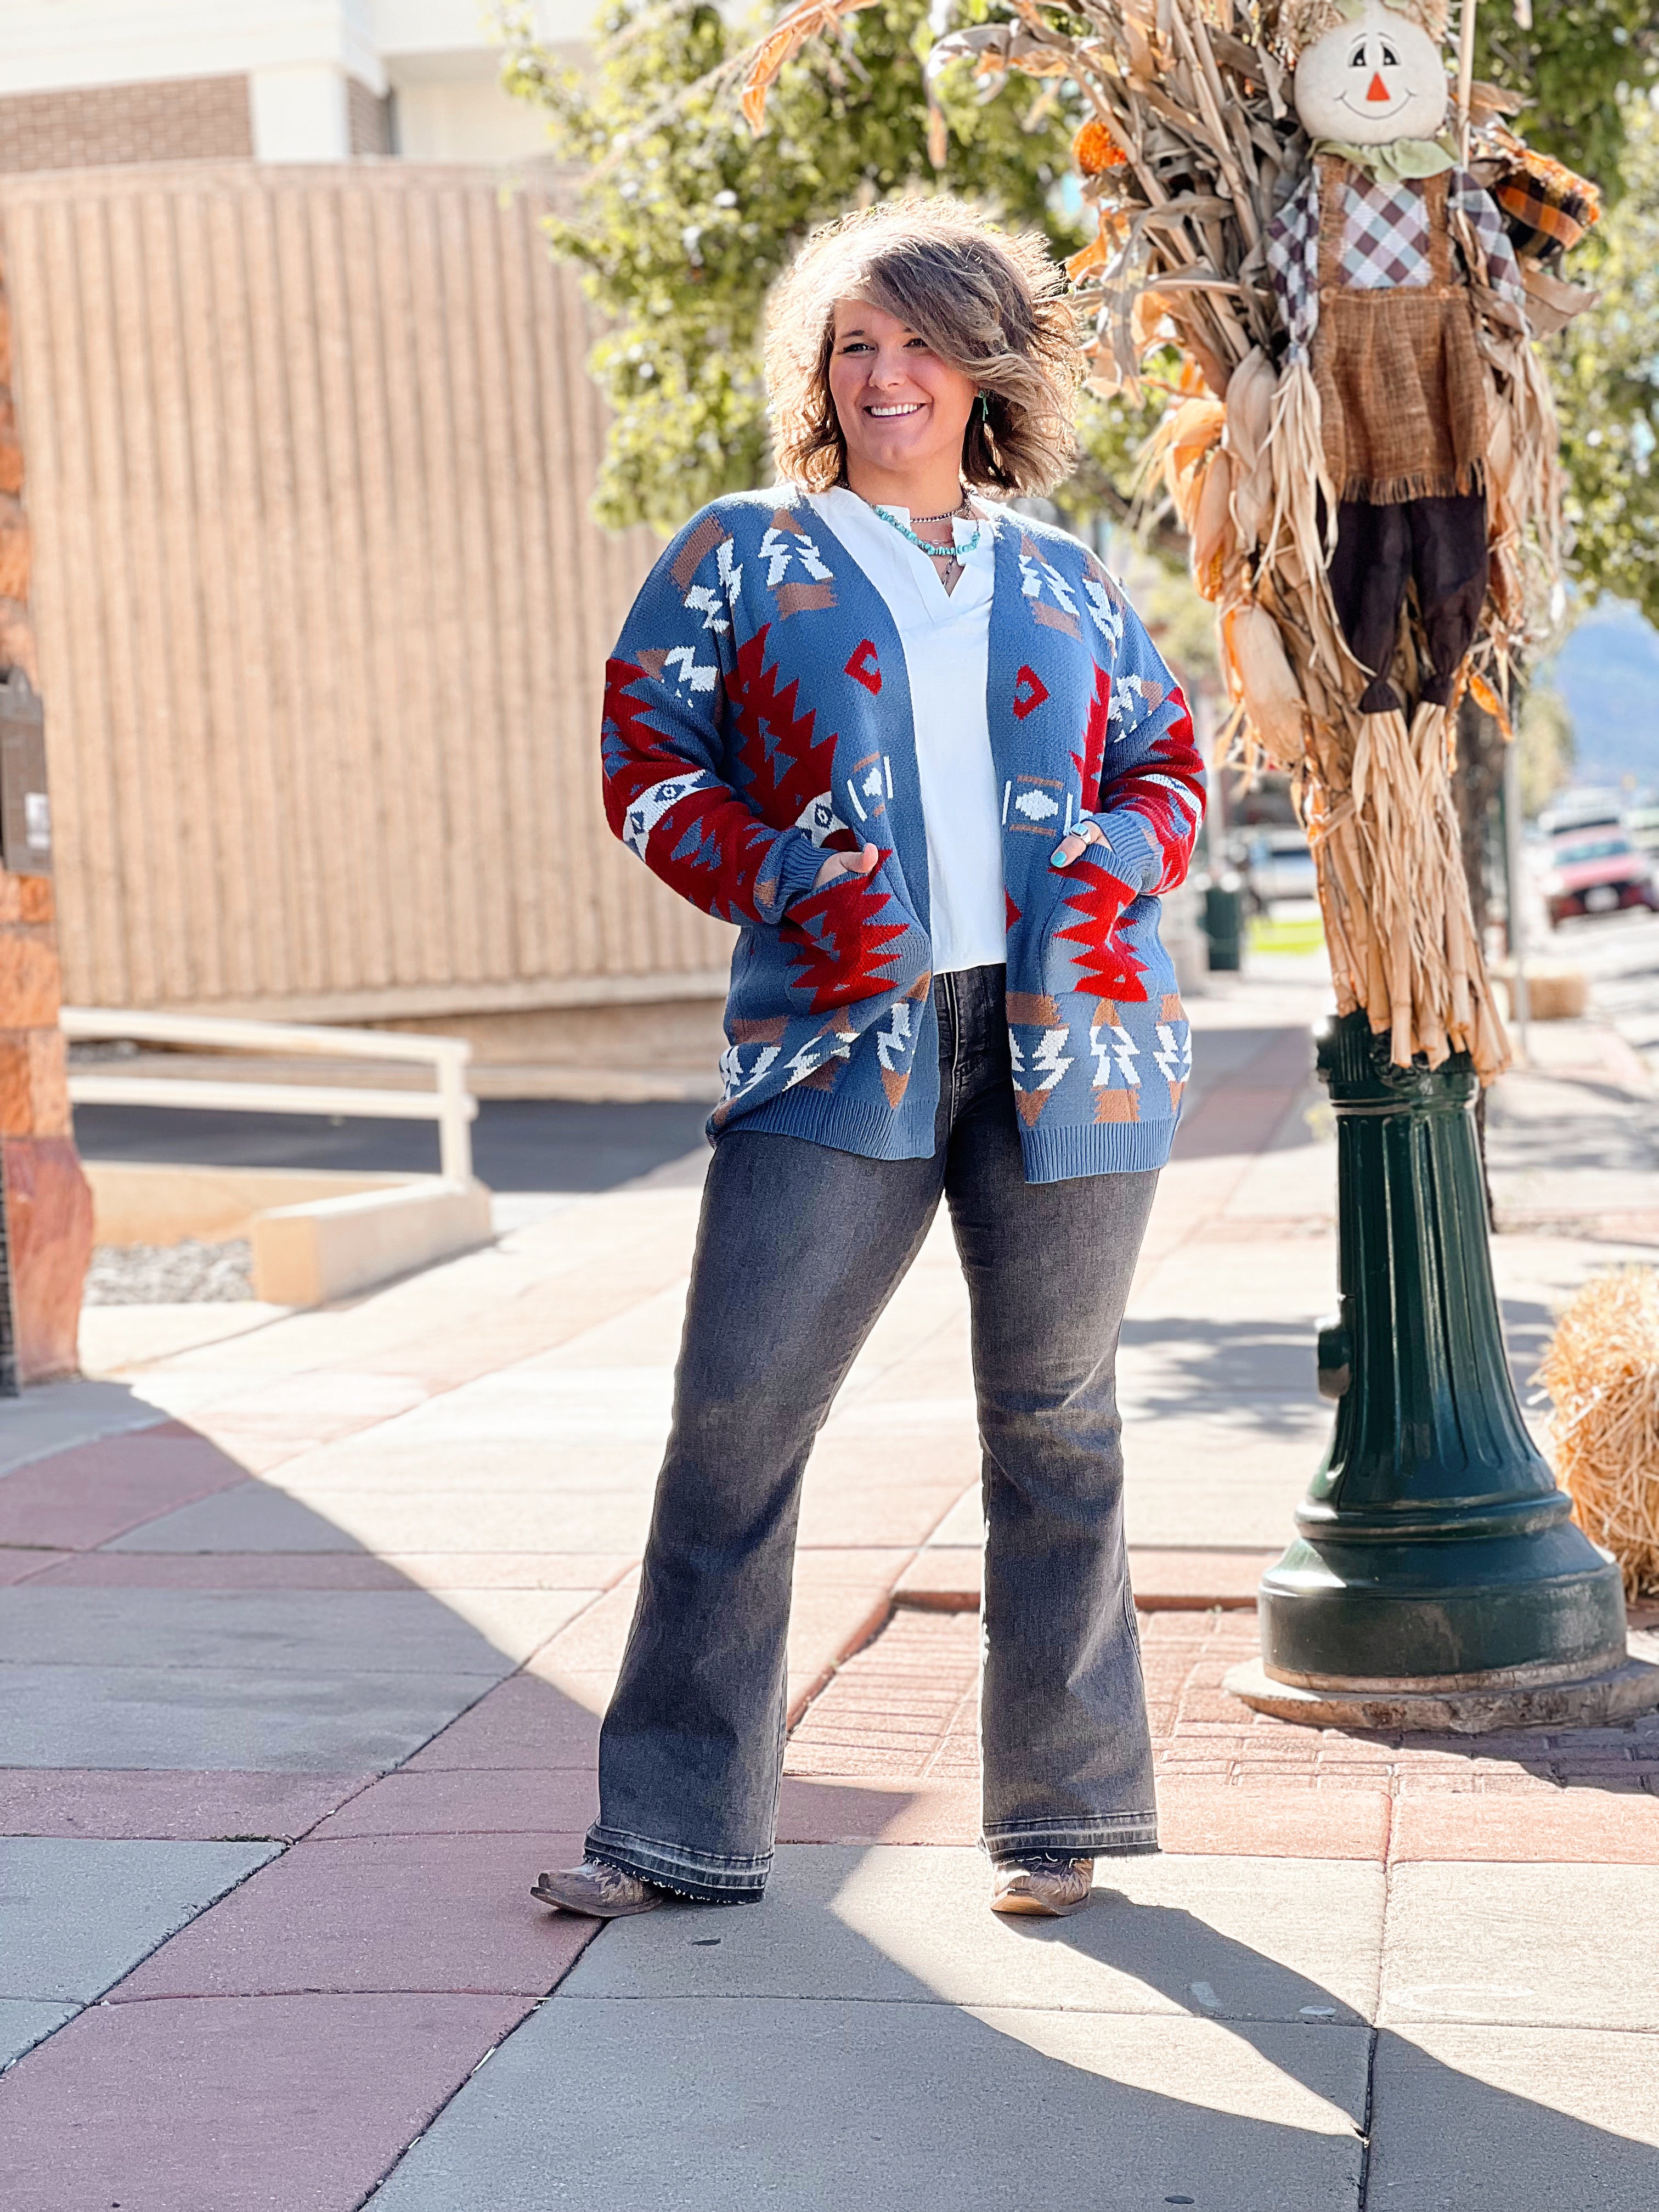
[1053, 868, 1148, 1003]
[1012, 665, 1049, 721]
[844, 639, 882, 696]
[1070, 662, 1112, 806]
[781, 866, 914, 1013]
[727, 625, 855, 849]
[1115, 691, 1204, 892]
[602, 656, 791, 925]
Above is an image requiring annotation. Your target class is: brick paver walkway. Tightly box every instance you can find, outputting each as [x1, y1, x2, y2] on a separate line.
[787, 1606, 1659, 1865]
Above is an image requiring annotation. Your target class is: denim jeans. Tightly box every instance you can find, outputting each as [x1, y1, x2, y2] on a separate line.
[586, 963, 1160, 1900]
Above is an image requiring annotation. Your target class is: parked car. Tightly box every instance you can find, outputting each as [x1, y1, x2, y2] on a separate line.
[1625, 805, 1659, 861]
[1539, 827, 1658, 926]
[1237, 828, 1317, 915]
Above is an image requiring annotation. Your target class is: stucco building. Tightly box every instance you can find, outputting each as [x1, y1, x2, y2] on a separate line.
[1, 1, 592, 170]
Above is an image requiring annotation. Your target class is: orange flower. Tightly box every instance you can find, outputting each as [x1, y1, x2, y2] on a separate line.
[1072, 118, 1127, 176]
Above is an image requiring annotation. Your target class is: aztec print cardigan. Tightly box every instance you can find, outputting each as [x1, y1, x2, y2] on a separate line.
[601, 486, 1205, 1182]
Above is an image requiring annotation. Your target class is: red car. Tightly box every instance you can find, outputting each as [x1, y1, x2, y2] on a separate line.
[1540, 828, 1659, 926]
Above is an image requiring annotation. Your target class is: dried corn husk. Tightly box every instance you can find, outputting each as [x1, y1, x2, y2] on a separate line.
[1158, 396, 1226, 530]
[1222, 601, 1307, 767]
[1190, 447, 1238, 601]
[1222, 347, 1276, 548]
[1539, 1268, 1659, 1600]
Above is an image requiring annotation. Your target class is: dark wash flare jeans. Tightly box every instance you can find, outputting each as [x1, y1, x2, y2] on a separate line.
[586, 963, 1160, 1901]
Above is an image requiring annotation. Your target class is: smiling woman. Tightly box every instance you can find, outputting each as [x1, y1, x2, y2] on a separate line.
[532, 194, 1206, 1932]
[768, 199, 1080, 509]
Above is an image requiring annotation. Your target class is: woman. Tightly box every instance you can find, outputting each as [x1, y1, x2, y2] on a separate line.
[534, 198, 1204, 1923]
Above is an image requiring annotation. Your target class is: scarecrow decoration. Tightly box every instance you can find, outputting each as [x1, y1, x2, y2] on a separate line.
[741, 0, 1601, 1077]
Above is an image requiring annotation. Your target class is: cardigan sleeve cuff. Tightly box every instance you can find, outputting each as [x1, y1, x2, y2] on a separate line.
[1079, 808, 1159, 894]
[769, 828, 829, 918]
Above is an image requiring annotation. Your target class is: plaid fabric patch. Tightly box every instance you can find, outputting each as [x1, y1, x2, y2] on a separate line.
[1267, 173, 1321, 351]
[1453, 176, 1528, 313]
[1340, 174, 1432, 288]
[1268, 165, 1527, 355]
[1494, 172, 1595, 256]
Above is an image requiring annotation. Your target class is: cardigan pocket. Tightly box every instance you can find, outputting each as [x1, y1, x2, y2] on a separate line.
[1036, 872, 1175, 1014]
[775, 854, 930, 1016]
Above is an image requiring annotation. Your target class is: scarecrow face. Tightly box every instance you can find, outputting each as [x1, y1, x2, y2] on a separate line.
[1293, 3, 1448, 146]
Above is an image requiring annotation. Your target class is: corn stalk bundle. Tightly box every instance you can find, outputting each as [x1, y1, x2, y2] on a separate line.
[741, 0, 1571, 1077]
[1538, 1268, 1659, 1601]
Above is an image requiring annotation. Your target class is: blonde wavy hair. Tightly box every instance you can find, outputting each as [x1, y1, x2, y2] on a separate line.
[765, 198, 1083, 500]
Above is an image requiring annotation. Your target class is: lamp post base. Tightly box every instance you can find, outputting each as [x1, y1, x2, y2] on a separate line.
[1225, 1647, 1659, 1737]
[1240, 1012, 1632, 1730]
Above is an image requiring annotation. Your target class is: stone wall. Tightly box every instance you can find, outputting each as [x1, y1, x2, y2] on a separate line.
[0, 244, 91, 1384]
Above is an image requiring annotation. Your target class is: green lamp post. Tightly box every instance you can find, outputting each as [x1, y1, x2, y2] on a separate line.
[1226, 1011, 1659, 1733]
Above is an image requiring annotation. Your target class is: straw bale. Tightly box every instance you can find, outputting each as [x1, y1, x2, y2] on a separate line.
[1538, 1268, 1659, 1600]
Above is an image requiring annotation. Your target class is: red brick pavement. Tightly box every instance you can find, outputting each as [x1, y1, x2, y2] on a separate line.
[781, 1609, 1659, 1864]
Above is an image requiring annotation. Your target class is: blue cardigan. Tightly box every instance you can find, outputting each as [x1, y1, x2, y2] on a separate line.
[601, 487, 1205, 1181]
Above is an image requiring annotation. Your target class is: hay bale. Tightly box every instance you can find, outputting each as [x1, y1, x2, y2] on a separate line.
[1491, 964, 1589, 1021]
[1538, 1267, 1659, 1598]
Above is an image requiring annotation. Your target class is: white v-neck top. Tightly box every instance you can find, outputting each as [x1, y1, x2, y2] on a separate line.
[806, 486, 1007, 975]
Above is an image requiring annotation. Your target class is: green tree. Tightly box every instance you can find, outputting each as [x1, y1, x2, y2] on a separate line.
[1475, 3, 1657, 204]
[1549, 92, 1659, 627]
[497, 0, 1096, 537]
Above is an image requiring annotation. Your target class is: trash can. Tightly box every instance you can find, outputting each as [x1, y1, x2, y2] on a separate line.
[1204, 879, 1244, 972]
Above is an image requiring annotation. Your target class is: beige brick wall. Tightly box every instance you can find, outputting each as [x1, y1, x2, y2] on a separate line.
[0, 76, 253, 173]
[347, 78, 392, 159]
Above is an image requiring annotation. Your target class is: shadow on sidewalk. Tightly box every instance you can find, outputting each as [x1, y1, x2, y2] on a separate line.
[1120, 1288, 1556, 1430]
[993, 1896, 1658, 2203]
[0, 1401, 647, 2205]
[362, 1835, 1659, 2209]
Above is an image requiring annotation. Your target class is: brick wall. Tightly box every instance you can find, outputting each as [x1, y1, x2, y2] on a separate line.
[347, 78, 391, 159]
[0, 77, 252, 173]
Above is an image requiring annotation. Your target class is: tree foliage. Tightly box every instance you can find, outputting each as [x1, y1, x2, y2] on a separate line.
[498, 0, 1104, 535]
[1475, 3, 1657, 202]
[1549, 92, 1659, 628]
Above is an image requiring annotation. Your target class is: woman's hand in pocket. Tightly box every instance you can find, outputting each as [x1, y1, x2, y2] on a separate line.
[812, 841, 882, 891]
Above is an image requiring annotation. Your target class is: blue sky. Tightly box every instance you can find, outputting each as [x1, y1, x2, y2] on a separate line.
[1542, 601, 1659, 799]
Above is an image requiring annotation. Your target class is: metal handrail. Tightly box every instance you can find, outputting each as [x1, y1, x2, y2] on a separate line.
[60, 1007, 477, 1184]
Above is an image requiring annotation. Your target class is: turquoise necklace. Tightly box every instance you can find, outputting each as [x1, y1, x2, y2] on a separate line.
[866, 491, 983, 565]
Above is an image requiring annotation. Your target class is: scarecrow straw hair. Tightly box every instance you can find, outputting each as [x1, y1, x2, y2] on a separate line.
[1538, 1268, 1659, 1601]
[1269, 0, 1450, 63]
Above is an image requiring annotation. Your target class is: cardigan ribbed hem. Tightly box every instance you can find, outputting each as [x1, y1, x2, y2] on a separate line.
[719, 1078, 941, 1161]
[1019, 1117, 1177, 1182]
[1092, 806, 1158, 893]
[774, 830, 831, 912]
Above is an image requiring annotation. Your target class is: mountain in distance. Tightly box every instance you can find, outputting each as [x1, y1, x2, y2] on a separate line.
[1540, 601, 1659, 798]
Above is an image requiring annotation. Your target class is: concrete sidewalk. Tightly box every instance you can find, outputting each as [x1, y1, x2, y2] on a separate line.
[2, 972, 1656, 2209]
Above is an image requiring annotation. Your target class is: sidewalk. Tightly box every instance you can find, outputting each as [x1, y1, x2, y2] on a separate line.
[2, 973, 1656, 2208]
